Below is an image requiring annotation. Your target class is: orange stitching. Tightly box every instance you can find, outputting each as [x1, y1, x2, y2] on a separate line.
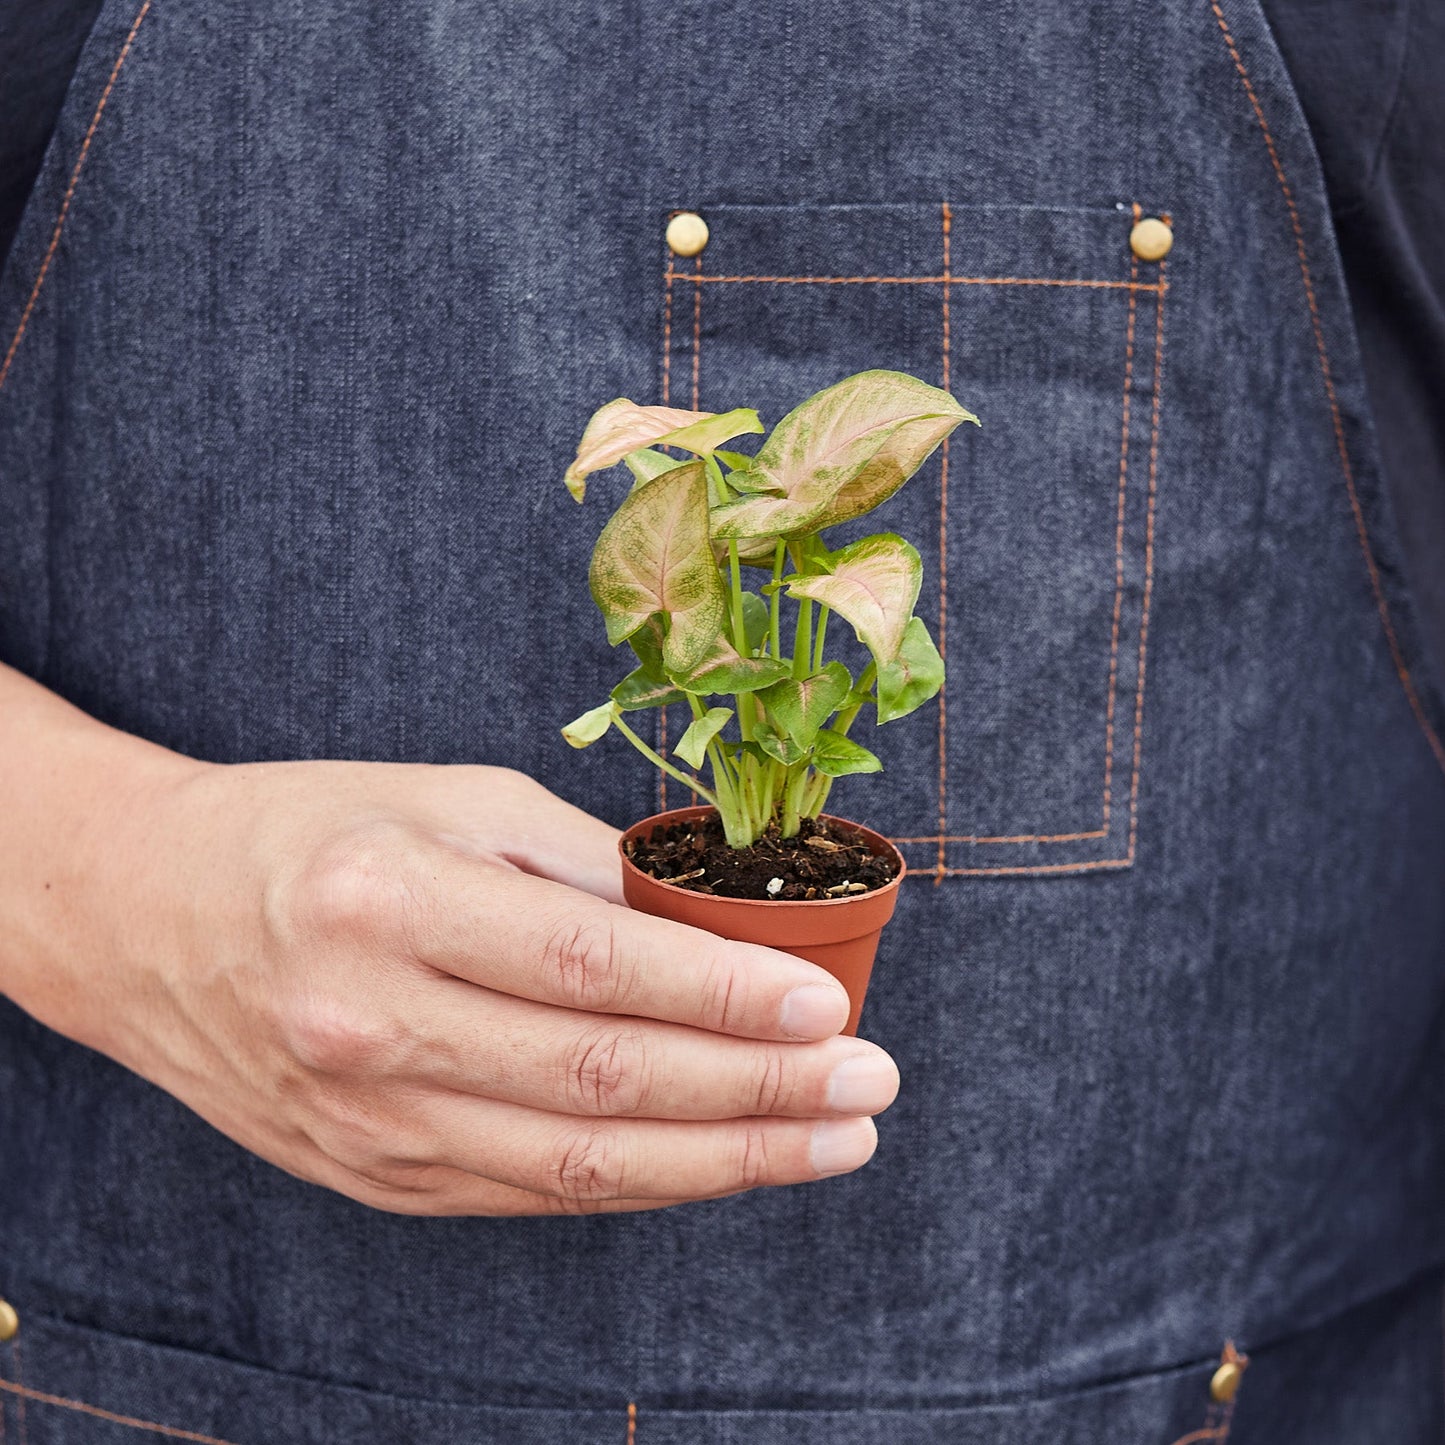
[1208, 0, 1445, 774]
[690, 255, 702, 411]
[10, 1342, 24, 1445]
[0, 0, 152, 393]
[896, 828, 1106, 845]
[935, 856, 1133, 877]
[627, 1399, 637, 1442]
[662, 264, 674, 405]
[674, 274, 1160, 291]
[1127, 259, 1167, 863]
[935, 201, 952, 883]
[0, 1380, 240, 1445]
[1101, 220, 1142, 830]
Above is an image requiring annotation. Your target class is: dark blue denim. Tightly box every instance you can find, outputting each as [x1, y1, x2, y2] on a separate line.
[1, 1, 1443, 1441]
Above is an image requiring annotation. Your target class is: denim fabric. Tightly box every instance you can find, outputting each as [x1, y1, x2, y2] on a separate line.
[1, 1, 1443, 1441]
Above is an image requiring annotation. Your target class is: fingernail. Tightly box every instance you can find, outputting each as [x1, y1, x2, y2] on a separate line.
[826, 1054, 899, 1114]
[810, 1117, 878, 1176]
[779, 983, 849, 1038]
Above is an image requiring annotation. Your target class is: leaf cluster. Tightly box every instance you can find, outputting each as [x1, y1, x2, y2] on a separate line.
[561, 370, 979, 848]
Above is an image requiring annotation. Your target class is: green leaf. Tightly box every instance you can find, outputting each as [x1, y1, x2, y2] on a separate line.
[709, 370, 978, 538]
[740, 591, 771, 653]
[876, 615, 945, 723]
[565, 398, 714, 502]
[787, 533, 922, 671]
[675, 707, 733, 768]
[561, 702, 616, 749]
[654, 407, 763, 457]
[611, 666, 685, 712]
[811, 728, 883, 777]
[624, 448, 690, 487]
[674, 638, 792, 695]
[715, 449, 758, 472]
[754, 719, 806, 765]
[588, 461, 729, 676]
[757, 662, 852, 747]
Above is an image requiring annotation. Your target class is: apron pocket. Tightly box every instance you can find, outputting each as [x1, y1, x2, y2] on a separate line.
[653, 200, 1168, 878]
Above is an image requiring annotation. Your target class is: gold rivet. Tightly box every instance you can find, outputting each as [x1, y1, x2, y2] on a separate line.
[1130, 216, 1173, 261]
[1210, 1360, 1243, 1403]
[0, 1298, 18, 1343]
[665, 211, 709, 258]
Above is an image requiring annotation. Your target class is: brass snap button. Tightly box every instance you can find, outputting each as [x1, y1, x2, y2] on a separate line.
[665, 211, 709, 258]
[0, 1297, 18, 1342]
[1209, 1353, 1247, 1403]
[1129, 215, 1173, 261]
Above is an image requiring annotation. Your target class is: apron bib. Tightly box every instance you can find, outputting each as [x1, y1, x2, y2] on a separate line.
[1, 1, 1442, 1439]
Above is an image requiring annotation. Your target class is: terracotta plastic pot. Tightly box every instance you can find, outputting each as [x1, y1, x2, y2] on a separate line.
[618, 805, 906, 1037]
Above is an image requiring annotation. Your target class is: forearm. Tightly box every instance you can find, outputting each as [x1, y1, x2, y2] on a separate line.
[0, 662, 201, 1042]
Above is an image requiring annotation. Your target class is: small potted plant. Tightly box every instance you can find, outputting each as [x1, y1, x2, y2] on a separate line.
[562, 370, 979, 1036]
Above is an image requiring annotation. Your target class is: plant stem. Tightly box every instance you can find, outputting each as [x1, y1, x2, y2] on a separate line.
[770, 541, 785, 658]
[792, 596, 813, 681]
[812, 605, 830, 674]
[832, 662, 877, 737]
[611, 712, 719, 807]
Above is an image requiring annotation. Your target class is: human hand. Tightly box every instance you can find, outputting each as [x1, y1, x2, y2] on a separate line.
[26, 745, 899, 1216]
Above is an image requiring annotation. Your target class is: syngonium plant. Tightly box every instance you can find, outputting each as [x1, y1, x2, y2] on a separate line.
[561, 369, 980, 850]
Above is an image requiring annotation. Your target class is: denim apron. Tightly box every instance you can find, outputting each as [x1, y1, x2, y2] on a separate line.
[2, 0, 1444, 1440]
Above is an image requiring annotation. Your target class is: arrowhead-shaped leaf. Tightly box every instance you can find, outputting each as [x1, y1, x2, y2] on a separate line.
[588, 461, 728, 676]
[611, 665, 686, 712]
[709, 371, 978, 538]
[757, 662, 852, 747]
[811, 728, 883, 777]
[754, 719, 807, 765]
[655, 407, 763, 457]
[624, 448, 690, 487]
[566, 399, 713, 501]
[876, 615, 945, 723]
[673, 637, 791, 696]
[786, 533, 923, 671]
[740, 591, 771, 653]
[561, 702, 616, 749]
[675, 707, 734, 768]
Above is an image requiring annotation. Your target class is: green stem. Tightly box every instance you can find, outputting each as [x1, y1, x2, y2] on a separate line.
[792, 596, 813, 681]
[812, 606, 830, 674]
[832, 662, 877, 737]
[612, 713, 718, 808]
[769, 541, 785, 658]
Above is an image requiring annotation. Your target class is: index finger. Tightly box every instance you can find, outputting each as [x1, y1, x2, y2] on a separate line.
[409, 850, 853, 1041]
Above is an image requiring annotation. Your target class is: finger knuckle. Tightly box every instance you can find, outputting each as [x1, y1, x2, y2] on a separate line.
[563, 1022, 650, 1116]
[697, 953, 751, 1034]
[549, 1121, 627, 1204]
[303, 1088, 397, 1174]
[540, 911, 630, 1012]
[734, 1122, 775, 1191]
[285, 997, 402, 1078]
[281, 821, 429, 949]
[750, 1048, 792, 1117]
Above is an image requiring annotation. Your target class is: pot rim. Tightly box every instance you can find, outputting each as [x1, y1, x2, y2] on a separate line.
[617, 804, 907, 906]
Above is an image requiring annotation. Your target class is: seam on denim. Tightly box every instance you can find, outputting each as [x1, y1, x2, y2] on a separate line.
[0, 0, 152, 394]
[658, 252, 676, 814]
[627, 1399, 637, 1442]
[1101, 211, 1142, 832]
[691, 254, 702, 414]
[675, 274, 1159, 292]
[11, 1340, 25, 1445]
[1208, 0, 1445, 775]
[0, 1379, 239, 1445]
[935, 200, 952, 882]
